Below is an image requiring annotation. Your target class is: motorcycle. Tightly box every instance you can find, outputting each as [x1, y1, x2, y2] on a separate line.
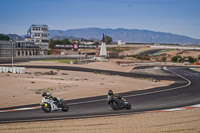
[40, 97, 69, 113]
[109, 97, 131, 110]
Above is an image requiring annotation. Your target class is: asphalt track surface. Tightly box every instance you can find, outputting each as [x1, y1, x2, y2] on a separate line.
[137, 49, 164, 55]
[0, 65, 200, 124]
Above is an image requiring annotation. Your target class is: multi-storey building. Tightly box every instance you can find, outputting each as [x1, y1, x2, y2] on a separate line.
[0, 40, 41, 57]
[26, 24, 49, 54]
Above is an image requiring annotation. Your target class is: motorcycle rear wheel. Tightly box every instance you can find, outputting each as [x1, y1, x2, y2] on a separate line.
[111, 101, 120, 110]
[62, 104, 69, 112]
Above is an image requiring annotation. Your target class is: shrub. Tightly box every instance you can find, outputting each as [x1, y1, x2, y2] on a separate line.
[187, 56, 197, 63]
[133, 54, 150, 60]
[161, 57, 167, 62]
[172, 56, 182, 62]
[48, 50, 53, 55]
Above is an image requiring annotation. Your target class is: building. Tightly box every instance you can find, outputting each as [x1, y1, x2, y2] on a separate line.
[0, 40, 41, 57]
[118, 40, 125, 45]
[79, 40, 94, 45]
[26, 24, 49, 55]
[15, 41, 41, 56]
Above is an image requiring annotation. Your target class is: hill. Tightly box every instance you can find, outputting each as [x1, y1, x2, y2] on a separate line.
[8, 34, 24, 41]
[49, 28, 200, 45]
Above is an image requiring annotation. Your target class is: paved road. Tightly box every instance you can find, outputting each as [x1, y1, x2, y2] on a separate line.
[0, 65, 200, 123]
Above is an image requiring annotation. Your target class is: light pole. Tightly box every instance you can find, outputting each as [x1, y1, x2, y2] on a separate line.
[11, 41, 14, 69]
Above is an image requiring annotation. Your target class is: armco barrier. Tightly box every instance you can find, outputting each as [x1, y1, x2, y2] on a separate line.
[195, 62, 200, 65]
[120, 62, 185, 66]
[0, 67, 26, 74]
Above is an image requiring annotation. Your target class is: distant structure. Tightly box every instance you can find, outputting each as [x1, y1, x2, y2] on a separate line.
[15, 41, 40, 56]
[0, 40, 41, 57]
[100, 33, 107, 57]
[118, 39, 125, 45]
[25, 24, 49, 55]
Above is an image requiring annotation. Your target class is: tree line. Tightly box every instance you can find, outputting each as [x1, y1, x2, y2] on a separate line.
[0, 34, 10, 41]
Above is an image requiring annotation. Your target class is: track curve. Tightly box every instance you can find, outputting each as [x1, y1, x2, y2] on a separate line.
[0, 65, 200, 123]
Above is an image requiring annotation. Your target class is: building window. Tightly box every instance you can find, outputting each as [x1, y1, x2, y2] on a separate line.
[41, 39, 49, 42]
[42, 34, 48, 37]
[35, 33, 40, 37]
[32, 27, 40, 31]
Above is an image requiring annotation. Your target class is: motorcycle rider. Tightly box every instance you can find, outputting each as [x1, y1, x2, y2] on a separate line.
[42, 92, 60, 106]
[107, 89, 123, 105]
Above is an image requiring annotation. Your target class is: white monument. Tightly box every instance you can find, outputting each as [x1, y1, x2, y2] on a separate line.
[95, 34, 108, 61]
[100, 34, 107, 57]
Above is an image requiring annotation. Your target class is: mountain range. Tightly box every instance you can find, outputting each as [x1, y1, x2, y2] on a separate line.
[49, 28, 200, 45]
[8, 34, 24, 41]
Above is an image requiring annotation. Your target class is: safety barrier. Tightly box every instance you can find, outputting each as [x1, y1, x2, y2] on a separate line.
[120, 62, 185, 66]
[195, 62, 200, 65]
[0, 67, 26, 74]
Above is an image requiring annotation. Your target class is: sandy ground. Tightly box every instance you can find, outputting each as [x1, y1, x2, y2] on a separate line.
[15, 59, 134, 72]
[0, 60, 199, 133]
[0, 108, 199, 133]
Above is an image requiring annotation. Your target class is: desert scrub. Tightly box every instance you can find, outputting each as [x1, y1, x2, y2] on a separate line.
[62, 73, 68, 75]
[38, 59, 78, 64]
[34, 71, 57, 76]
[93, 71, 112, 75]
[107, 47, 131, 52]
[132, 54, 151, 60]
[34, 87, 55, 94]
[52, 78, 65, 80]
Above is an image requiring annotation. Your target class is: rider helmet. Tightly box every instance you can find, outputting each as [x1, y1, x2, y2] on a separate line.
[42, 92, 51, 98]
[42, 92, 47, 97]
[108, 90, 113, 96]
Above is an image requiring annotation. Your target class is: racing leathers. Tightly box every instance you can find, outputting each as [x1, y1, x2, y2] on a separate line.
[107, 93, 122, 105]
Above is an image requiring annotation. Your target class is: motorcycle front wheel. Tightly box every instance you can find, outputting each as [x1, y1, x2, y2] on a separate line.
[126, 103, 132, 109]
[41, 103, 51, 113]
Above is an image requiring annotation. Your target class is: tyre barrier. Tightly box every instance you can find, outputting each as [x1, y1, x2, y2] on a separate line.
[0, 67, 26, 74]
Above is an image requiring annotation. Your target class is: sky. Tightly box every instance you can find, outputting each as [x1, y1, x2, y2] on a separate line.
[0, 0, 200, 39]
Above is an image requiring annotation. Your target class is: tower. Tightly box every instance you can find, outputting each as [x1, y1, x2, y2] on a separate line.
[100, 33, 107, 57]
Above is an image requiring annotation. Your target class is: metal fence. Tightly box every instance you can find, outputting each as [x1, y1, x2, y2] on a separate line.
[0, 41, 15, 57]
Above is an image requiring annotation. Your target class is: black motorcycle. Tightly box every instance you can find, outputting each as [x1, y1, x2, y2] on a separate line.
[109, 97, 131, 110]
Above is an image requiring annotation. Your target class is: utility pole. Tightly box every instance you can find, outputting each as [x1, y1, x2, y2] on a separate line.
[11, 41, 14, 69]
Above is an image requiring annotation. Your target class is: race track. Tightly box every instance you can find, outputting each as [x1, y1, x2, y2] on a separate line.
[0, 65, 200, 123]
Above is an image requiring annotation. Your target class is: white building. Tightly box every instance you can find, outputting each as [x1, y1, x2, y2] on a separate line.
[118, 40, 125, 45]
[26, 24, 49, 54]
[118, 40, 122, 45]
